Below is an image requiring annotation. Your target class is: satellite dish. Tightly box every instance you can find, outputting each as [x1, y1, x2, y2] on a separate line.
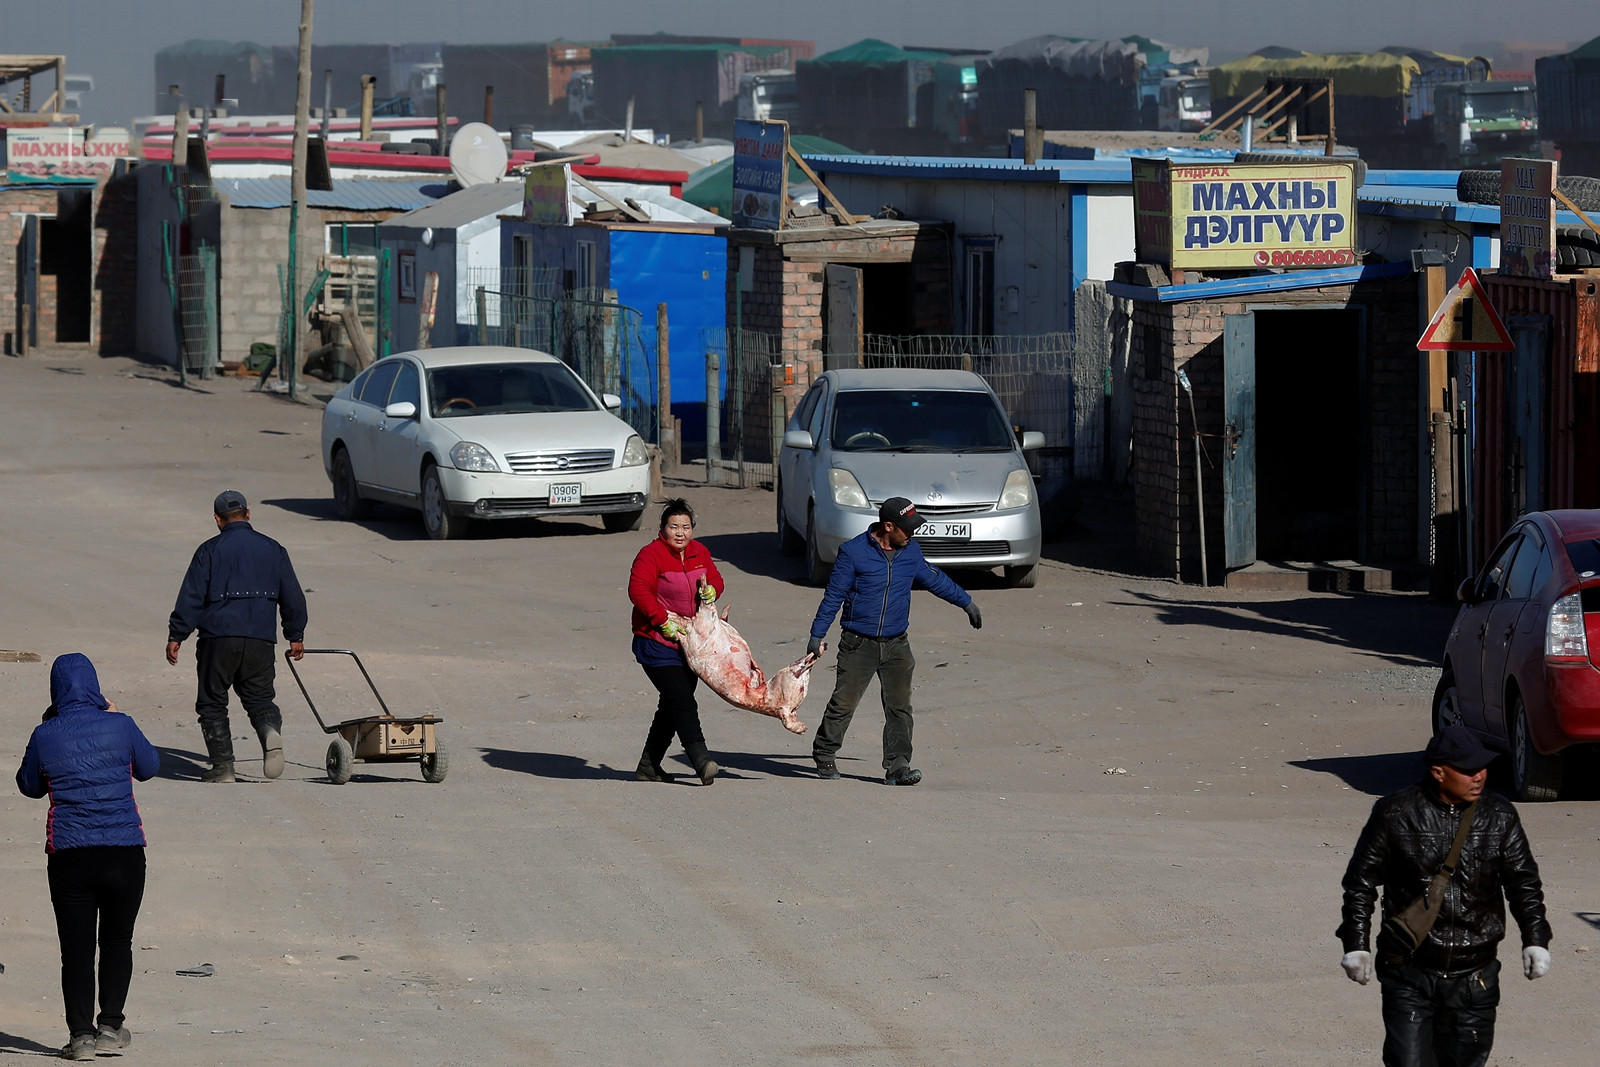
[449, 122, 509, 186]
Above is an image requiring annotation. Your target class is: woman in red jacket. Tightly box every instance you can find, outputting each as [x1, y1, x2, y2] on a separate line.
[628, 498, 725, 784]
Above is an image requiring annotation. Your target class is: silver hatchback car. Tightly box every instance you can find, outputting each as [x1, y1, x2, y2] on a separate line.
[776, 369, 1045, 587]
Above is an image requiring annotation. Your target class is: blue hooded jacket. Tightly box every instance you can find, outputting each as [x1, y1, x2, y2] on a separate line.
[15, 654, 161, 853]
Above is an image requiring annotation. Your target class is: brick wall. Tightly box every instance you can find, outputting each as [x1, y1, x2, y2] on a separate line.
[1130, 278, 1420, 582]
[0, 187, 64, 353]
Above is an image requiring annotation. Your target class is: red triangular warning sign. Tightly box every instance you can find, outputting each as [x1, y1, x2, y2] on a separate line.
[1417, 267, 1514, 351]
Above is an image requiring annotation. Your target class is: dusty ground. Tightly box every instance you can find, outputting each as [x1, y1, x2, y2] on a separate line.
[0, 353, 1594, 1066]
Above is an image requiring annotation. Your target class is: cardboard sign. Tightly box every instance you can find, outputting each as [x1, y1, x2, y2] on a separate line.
[1499, 158, 1555, 280]
[523, 164, 571, 225]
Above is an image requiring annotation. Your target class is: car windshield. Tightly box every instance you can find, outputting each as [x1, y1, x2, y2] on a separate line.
[425, 362, 597, 418]
[830, 389, 1015, 452]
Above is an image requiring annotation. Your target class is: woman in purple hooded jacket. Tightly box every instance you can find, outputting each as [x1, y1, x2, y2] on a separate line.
[15, 653, 160, 1061]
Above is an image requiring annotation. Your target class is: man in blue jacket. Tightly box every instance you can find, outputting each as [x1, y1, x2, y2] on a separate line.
[166, 491, 307, 783]
[806, 497, 981, 785]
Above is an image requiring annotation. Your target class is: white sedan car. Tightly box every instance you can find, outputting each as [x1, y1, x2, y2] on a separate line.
[320, 347, 650, 540]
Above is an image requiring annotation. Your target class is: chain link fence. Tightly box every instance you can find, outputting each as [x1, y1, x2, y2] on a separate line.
[471, 288, 658, 444]
[697, 328, 784, 488]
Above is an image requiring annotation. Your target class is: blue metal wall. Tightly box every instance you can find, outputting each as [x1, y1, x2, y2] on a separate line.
[608, 228, 728, 446]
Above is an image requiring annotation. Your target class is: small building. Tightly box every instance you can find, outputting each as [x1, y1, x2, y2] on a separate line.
[378, 180, 525, 352]
[498, 176, 730, 449]
[135, 167, 439, 365]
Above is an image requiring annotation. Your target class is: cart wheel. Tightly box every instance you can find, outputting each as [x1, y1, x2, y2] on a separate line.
[420, 739, 449, 783]
[326, 737, 354, 785]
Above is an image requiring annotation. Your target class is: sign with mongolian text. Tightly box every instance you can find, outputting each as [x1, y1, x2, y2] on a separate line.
[1417, 267, 1514, 352]
[1132, 158, 1359, 271]
[5, 127, 132, 183]
[522, 164, 571, 225]
[1499, 158, 1555, 280]
[732, 119, 788, 230]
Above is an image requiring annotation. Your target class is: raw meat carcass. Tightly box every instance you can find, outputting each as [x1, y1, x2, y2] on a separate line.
[668, 599, 819, 734]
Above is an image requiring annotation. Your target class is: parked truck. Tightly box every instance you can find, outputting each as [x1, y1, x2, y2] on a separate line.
[1209, 47, 1491, 168]
[1157, 72, 1211, 131]
[737, 69, 798, 123]
[1431, 80, 1537, 168]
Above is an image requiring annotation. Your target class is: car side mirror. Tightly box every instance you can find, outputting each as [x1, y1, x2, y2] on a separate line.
[601, 393, 623, 412]
[1020, 431, 1045, 452]
[783, 429, 816, 451]
[384, 401, 417, 419]
[1456, 577, 1477, 604]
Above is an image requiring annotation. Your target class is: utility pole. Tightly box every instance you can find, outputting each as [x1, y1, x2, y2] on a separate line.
[288, 0, 313, 399]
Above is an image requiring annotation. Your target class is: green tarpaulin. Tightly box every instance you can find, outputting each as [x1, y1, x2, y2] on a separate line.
[681, 136, 857, 218]
[805, 39, 949, 69]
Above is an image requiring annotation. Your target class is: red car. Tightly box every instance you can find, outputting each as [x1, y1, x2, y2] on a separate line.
[1433, 509, 1600, 801]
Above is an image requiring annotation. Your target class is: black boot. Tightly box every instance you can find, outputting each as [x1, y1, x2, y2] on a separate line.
[635, 748, 676, 783]
[200, 721, 236, 783]
[683, 742, 719, 786]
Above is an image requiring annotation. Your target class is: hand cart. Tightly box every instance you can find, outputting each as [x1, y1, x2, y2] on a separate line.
[284, 649, 447, 785]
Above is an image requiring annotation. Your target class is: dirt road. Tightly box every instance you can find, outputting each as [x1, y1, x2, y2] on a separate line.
[0, 355, 1592, 1065]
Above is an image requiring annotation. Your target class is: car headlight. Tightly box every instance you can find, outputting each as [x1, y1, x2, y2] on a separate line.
[620, 434, 648, 467]
[828, 468, 870, 509]
[449, 442, 500, 472]
[999, 468, 1034, 510]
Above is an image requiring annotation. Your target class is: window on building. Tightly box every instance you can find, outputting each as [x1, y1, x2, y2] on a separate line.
[575, 240, 596, 294]
[964, 240, 995, 335]
[326, 223, 379, 257]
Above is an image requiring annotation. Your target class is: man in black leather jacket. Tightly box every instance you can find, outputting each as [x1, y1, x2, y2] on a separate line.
[1337, 726, 1551, 1067]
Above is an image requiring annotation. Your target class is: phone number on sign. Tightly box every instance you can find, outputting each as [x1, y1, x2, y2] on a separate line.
[1254, 248, 1356, 267]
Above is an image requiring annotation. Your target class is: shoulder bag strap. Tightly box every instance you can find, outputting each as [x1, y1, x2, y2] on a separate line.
[1436, 800, 1479, 879]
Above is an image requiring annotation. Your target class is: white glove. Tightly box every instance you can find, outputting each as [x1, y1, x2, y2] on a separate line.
[1523, 945, 1551, 980]
[1341, 950, 1373, 985]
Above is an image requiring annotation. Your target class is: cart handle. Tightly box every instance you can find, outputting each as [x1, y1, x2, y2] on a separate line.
[282, 649, 395, 732]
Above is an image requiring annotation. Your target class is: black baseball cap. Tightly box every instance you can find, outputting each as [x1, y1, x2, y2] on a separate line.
[213, 490, 248, 516]
[1423, 725, 1497, 772]
[879, 497, 925, 534]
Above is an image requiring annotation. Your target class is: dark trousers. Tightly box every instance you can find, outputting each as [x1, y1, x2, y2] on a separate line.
[641, 663, 705, 761]
[1378, 958, 1500, 1067]
[195, 636, 280, 733]
[48, 846, 146, 1038]
[812, 631, 916, 772]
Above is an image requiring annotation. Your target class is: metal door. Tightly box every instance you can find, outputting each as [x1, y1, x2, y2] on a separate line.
[824, 264, 863, 370]
[17, 214, 39, 352]
[1223, 313, 1257, 569]
[1507, 314, 1547, 515]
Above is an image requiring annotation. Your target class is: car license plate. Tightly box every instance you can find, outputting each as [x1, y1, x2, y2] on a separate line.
[919, 522, 971, 541]
[548, 483, 582, 506]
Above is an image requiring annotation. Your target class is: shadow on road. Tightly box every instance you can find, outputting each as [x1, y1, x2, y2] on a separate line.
[479, 748, 632, 781]
[710, 751, 819, 779]
[156, 746, 210, 782]
[1120, 589, 1453, 667]
[264, 497, 619, 543]
[1573, 912, 1600, 930]
[1291, 751, 1421, 795]
[0, 1029, 61, 1055]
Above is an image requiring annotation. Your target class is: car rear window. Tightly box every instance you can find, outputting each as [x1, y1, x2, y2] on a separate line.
[1566, 537, 1600, 581]
[830, 389, 1014, 452]
[426, 362, 597, 417]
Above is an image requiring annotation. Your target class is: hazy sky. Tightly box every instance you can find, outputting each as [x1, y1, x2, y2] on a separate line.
[9, 0, 1596, 127]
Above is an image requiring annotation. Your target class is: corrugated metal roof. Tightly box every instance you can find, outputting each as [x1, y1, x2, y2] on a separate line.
[214, 177, 442, 211]
[382, 181, 524, 229]
[804, 154, 1135, 184]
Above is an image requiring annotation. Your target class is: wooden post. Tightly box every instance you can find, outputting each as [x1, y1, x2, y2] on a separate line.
[475, 287, 489, 345]
[657, 302, 675, 471]
[1421, 262, 1454, 596]
[289, 0, 314, 399]
[360, 75, 375, 140]
[436, 83, 448, 154]
[173, 105, 190, 167]
[625, 97, 635, 141]
[321, 68, 332, 139]
[484, 84, 494, 125]
[418, 271, 439, 349]
[1022, 88, 1038, 165]
[1324, 78, 1336, 155]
